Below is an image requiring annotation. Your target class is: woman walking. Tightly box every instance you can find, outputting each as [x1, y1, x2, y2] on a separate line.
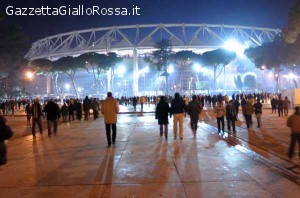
[155, 96, 170, 140]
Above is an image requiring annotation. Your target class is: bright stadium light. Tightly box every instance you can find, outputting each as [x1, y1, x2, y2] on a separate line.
[116, 65, 126, 77]
[65, 84, 71, 90]
[223, 39, 248, 55]
[167, 65, 174, 74]
[193, 63, 202, 73]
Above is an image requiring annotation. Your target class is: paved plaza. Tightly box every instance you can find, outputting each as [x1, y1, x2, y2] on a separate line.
[0, 106, 300, 197]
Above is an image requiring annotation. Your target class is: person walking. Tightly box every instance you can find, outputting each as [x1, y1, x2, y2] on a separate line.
[214, 102, 225, 134]
[31, 98, 43, 138]
[253, 99, 263, 128]
[242, 100, 254, 129]
[83, 96, 91, 121]
[226, 100, 237, 133]
[101, 92, 119, 147]
[283, 96, 291, 116]
[76, 100, 83, 120]
[170, 93, 187, 140]
[286, 106, 300, 161]
[25, 102, 31, 126]
[91, 98, 100, 120]
[277, 97, 284, 117]
[187, 95, 202, 137]
[132, 97, 137, 111]
[43, 99, 61, 137]
[68, 100, 75, 121]
[155, 96, 170, 140]
[271, 97, 277, 114]
[0, 116, 13, 166]
[60, 103, 69, 123]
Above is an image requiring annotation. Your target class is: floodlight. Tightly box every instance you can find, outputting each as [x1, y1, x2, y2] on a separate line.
[65, 84, 71, 90]
[167, 65, 174, 74]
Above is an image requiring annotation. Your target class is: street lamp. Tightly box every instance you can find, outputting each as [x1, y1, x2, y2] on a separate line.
[260, 65, 266, 92]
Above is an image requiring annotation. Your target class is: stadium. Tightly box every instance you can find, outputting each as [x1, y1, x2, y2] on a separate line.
[25, 23, 281, 98]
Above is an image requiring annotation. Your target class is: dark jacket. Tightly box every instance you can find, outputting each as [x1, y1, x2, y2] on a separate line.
[253, 102, 262, 114]
[155, 100, 170, 125]
[226, 104, 237, 120]
[0, 116, 13, 166]
[30, 102, 43, 119]
[171, 98, 186, 115]
[187, 100, 201, 121]
[44, 101, 60, 120]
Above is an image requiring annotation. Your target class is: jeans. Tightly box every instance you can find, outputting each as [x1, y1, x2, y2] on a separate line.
[173, 113, 184, 138]
[278, 108, 283, 117]
[106, 123, 116, 145]
[190, 118, 199, 131]
[160, 124, 168, 138]
[47, 119, 58, 136]
[217, 117, 224, 133]
[256, 113, 262, 127]
[245, 114, 252, 128]
[288, 133, 300, 159]
[32, 117, 43, 135]
[227, 118, 236, 132]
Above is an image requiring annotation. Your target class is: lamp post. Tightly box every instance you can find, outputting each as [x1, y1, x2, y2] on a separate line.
[25, 67, 39, 96]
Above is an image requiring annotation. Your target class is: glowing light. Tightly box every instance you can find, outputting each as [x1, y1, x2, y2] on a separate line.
[116, 65, 126, 77]
[167, 65, 174, 74]
[65, 84, 71, 90]
[223, 39, 248, 55]
[139, 66, 149, 75]
[26, 71, 34, 79]
[289, 72, 296, 79]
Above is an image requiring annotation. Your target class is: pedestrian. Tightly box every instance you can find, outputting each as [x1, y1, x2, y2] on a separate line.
[187, 95, 202, 137]
[214, 102, 225, 134]
[132, 97, 137, 111]
[277, 97, 284, 117]
[31, 98, 43, 138]
[155, 96, 170, 140]
[226, 100, 237, 133]
[253, 99, 263, 128]
[25, 103, 31, 126]
[60, 103, 69, 123]
[91, 98, 100, 120]
[170, 93, 187, 140]
[0, 116, 13, 166]
[83, 96, 91, 121]
[283, 96, 291, 116]
[233, 99, 240, 115]
[271, 97, 277, 114]
[286, 106, 300, 161]
[140, 96, 145, 111]
[43, 98, 61, 137]
[101, 92, 119, 147]
[68, 100, 75, 121]
[76, 100, 83, 120]
[242, 100, 254, 129]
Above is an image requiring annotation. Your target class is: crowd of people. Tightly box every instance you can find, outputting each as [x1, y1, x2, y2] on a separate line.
[0, 91, 299, 163]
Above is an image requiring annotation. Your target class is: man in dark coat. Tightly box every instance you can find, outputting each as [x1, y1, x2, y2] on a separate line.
[226, 100, 237, 133]
[187, 95, 202, 137]
[0, 116, 13, 165]
[43, 99, 61, 137]
[155, 96, 170, 139]
[31, 98, 43, 138]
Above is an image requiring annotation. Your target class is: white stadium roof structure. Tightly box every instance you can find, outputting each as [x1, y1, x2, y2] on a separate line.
[26, 23, 281, 60]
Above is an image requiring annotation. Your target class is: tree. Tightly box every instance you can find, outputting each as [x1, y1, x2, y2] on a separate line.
[243, 74, 256, 91]
[201, 48, 236, 91]
[171, 50, 199, 92]
[0, 22, 29, 97]
[145, 39, 173, 95]
[77, 53, 110, 94]
[53, 56, 83, 98]
[282, 0, 300, 44]
[29, 59, 62, 95]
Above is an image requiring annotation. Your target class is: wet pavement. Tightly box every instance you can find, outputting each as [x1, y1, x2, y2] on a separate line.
[0, 105, 300, 197]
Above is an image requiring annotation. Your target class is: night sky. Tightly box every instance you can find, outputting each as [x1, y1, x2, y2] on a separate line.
[0, 0, 296, 42]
